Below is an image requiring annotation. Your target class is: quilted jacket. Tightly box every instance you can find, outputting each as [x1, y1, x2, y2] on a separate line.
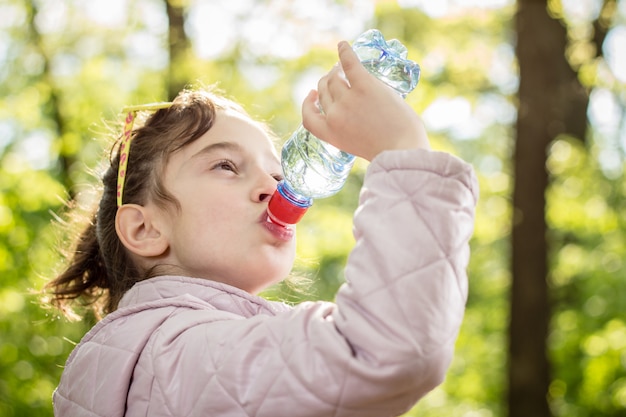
[53, 149, 478, 417]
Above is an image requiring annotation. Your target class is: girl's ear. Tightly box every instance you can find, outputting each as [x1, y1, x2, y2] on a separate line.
[115, 204, 169, 257]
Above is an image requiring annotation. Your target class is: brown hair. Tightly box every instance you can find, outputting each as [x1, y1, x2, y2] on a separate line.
[45, 87, 251, 319]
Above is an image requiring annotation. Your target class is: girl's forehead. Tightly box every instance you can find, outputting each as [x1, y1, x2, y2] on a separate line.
[214, 109, 279, 150]
[167, 109, 279, 166]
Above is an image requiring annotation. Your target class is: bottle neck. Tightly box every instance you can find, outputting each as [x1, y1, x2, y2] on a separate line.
[267, 181, 312, 226]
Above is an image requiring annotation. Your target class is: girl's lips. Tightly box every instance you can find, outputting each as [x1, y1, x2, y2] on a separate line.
[262, 213, 295, 242]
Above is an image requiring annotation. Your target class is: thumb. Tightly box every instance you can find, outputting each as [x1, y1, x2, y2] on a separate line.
[337, 40, 366, 85]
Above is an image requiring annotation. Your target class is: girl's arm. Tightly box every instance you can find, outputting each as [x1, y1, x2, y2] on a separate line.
[142, 149, 477, 417]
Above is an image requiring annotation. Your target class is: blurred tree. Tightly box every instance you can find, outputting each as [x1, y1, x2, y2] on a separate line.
[165, 0, 191, 100]
[24, 0, 75, 197]
[511, 2, 568, 415]
[510, 1, 618, 416]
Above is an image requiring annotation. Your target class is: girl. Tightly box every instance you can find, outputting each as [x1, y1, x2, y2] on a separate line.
[47, 41, 478, 417]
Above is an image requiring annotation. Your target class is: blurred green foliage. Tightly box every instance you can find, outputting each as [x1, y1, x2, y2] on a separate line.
[1, 0, 625, 416]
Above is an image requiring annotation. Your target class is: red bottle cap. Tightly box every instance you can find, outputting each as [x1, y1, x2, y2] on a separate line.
[267, 190, 310, 226]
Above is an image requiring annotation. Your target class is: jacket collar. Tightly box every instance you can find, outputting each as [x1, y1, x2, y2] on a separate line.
[118, 275, 291, 318]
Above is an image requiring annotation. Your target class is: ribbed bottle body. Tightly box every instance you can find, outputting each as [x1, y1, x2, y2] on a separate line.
[280, 126, 356, 199]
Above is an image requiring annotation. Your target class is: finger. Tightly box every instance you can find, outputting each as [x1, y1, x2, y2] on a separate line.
[325, 63, 351, 100]
[337, 40, 368, 86]
[302, 89, 321, 116]
[316, 72, 333, 113]
[301, 90, 330, 140]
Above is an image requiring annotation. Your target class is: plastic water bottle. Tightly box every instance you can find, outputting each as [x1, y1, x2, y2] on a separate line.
[267, 29, 421, 226]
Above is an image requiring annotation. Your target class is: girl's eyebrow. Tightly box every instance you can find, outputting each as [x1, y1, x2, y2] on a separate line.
[190, 141, 243, 160]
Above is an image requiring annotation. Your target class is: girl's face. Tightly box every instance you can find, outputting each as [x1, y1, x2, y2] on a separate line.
[154, 109, 296, 293]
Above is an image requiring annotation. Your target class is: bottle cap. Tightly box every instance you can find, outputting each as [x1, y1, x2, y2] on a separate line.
[267, 189, 310, 226]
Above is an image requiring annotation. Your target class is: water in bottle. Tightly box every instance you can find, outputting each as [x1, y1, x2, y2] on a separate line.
[267, 29, 421, 226]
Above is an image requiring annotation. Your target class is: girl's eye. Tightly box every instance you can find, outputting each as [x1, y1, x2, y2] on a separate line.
[213, 159, 238, 173]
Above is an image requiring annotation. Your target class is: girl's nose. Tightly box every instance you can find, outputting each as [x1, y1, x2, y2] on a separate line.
[254, 173, 279, 203]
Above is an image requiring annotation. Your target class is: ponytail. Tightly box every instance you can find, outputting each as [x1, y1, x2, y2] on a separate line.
[46, 154, 144, 320]
[45, 212, 111, 320]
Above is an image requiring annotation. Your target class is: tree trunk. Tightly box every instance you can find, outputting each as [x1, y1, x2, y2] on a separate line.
[509, 1, 564, 416]
[165, 0, 190, 100]
[509, 0, 616, 415]
[26, 0, 76, 198]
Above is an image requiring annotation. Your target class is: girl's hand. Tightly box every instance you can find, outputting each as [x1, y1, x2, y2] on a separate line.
[302, 41, 430, 161]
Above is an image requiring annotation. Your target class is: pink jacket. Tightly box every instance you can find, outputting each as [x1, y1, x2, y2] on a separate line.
[53, 149, 478, 417]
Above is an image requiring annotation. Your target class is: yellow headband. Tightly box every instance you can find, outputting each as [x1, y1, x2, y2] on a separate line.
[117, 102, 173, 207]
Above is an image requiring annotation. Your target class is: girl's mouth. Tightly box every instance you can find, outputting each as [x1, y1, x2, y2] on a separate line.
[262, 214, 295, 242]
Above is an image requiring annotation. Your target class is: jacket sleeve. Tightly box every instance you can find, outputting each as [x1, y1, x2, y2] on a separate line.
[146, 149, 478, 417]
